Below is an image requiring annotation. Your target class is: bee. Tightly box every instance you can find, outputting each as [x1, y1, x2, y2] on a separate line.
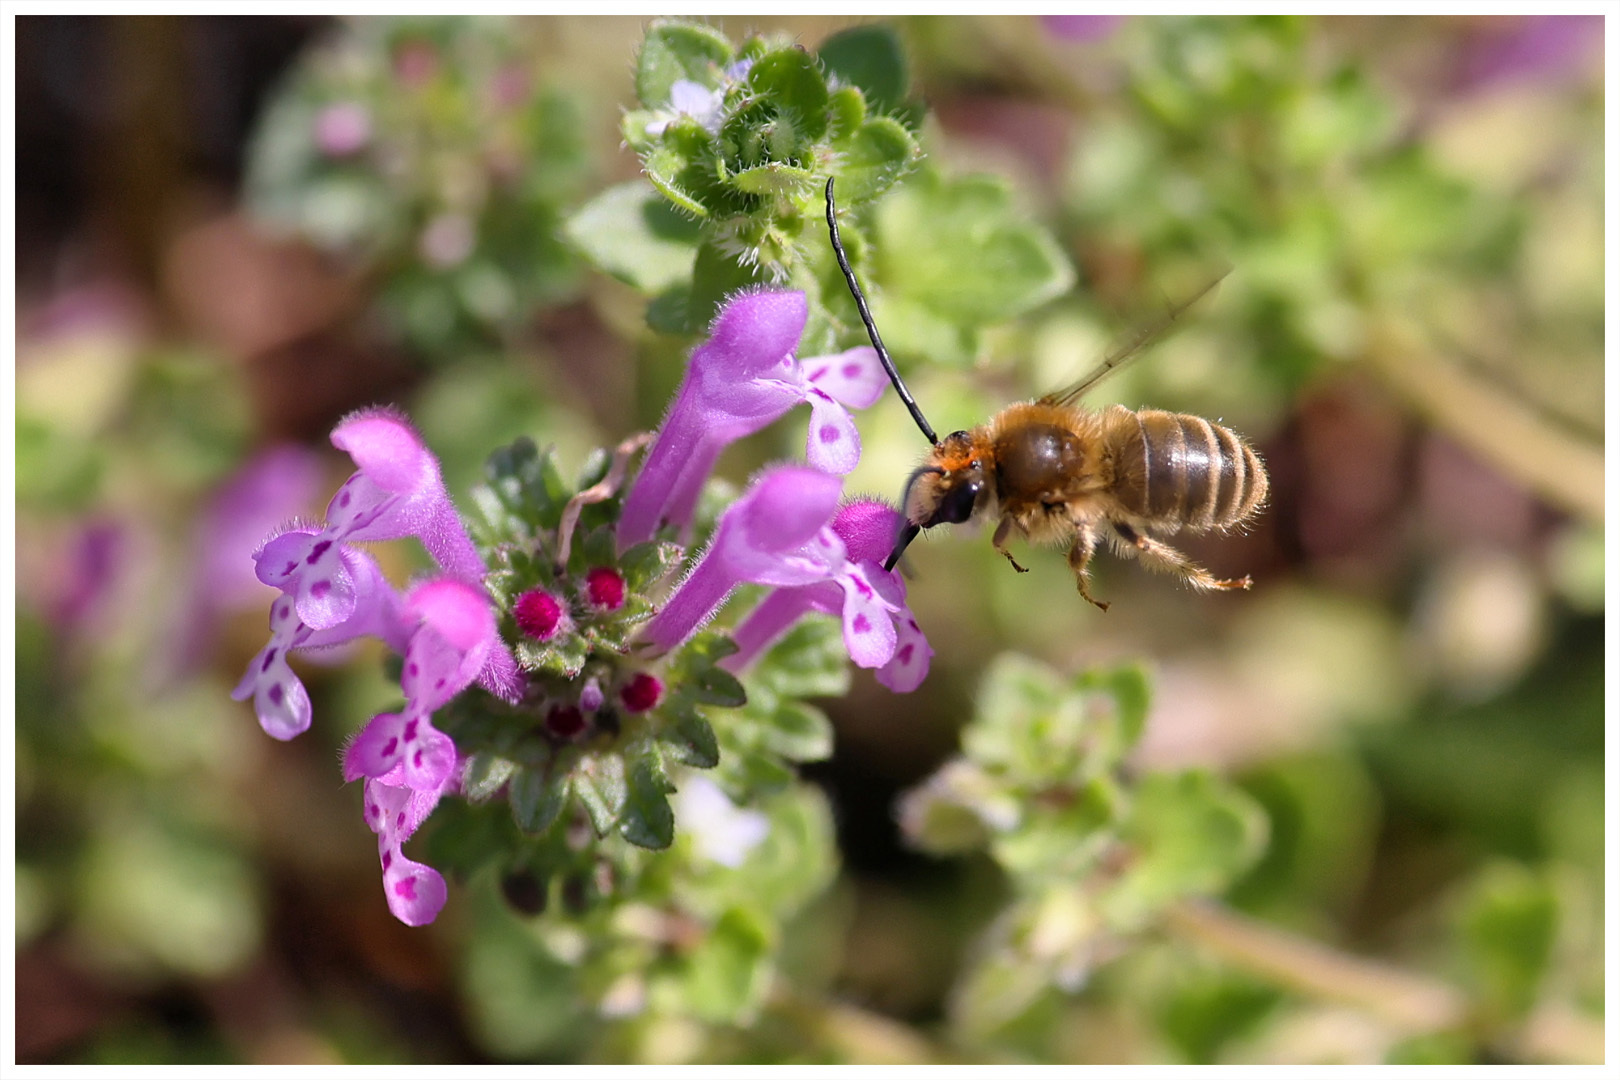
[824, 178, 1268, 611]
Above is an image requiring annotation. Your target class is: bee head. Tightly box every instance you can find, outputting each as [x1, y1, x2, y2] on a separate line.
[885, 431, 989, 569]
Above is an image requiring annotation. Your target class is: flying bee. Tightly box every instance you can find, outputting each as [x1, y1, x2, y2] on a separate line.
[824, 178, 1268, 611]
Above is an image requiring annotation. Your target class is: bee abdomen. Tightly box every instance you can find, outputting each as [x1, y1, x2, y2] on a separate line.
[1123, 409, 1267, 531]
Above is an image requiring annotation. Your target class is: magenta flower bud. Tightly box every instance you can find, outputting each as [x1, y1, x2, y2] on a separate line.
[585, 567, 626, 611]
[545, 704, 589, 740]
[514, 588, 569, 641]
[619, 672, 664, 714]
[579, 677, 605, 713]
[616, 290, 886, 549]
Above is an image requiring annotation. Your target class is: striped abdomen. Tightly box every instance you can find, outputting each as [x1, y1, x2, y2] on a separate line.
[1114, 408, 1267, 531]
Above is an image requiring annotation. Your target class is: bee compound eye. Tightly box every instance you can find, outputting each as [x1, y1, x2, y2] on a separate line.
[936, 478, 980, 525]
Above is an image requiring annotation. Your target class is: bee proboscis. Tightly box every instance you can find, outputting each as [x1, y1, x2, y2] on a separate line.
[825, 178, 1268, 611]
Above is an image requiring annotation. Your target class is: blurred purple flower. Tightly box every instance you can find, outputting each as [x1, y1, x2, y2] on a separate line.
[616, 290, 885, 549]
[1041, 15, 1124, 42]
[174, 444, 323, 675]
[314, 101, 372, 157]
[724, 498, 933, 692]
[1456, 15, 1602, 94]
[49, 517, 125, 631]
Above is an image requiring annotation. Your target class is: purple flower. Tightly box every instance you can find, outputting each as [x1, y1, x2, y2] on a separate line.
[358, 766, 454, 926]
[176, 444, 324, 675]
[314, 101, 372, 157]
[643, 465, 846, 651]
[616, 290, 886, 549]
[233, 540, 409, 740]
[256, 407, 485, 633]
[1041, 15, 1124, 43]
[1456, 16, 1602, 94]
[723, 498, 934, 693]
[344, 578, 509, 792]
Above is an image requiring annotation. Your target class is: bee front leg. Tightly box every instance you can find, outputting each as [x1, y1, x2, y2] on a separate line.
[1067, 526, 1110, 612]
[992, 516, 1029, 574]
[1111, 523, 1252, 591]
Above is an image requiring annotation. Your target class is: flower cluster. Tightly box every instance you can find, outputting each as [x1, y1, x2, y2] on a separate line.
[233, 408, 519, 924]
[232, 288, 930, 926]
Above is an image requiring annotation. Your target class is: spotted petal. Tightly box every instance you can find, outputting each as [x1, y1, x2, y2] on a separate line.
[803, 390, 862, 475]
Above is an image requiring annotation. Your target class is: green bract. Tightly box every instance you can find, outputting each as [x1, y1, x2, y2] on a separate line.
[571, 20, 925, 332]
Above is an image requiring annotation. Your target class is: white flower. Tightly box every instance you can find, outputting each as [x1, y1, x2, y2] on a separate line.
[674, 775, 770, 867]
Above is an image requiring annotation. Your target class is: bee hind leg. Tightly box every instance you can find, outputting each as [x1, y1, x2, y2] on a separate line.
[992, 516, 1029, 574]
[1111, 523, 1252, 591]
[1067, 526, 1110, 612]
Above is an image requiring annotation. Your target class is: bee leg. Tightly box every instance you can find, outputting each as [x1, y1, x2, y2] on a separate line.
[1067, 527, 1110, 611]
[992, 517, 1029, 574]
[1111, 523, 1252, 591]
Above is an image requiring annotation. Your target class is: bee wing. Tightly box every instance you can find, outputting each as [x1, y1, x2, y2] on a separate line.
[1041, 267, 1232, 409]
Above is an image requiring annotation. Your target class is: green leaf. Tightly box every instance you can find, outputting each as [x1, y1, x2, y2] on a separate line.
[643, 144, 709, 219]
[563, 180, 701, 294]
[681, 906, 774, 1024]
[636, 20, 734, 108]
[574, 753, 628, 837]
[662, 706, 721, 769]
[1075, 662, 1152, 757]
[687, 240, 770, 330]
[509, 767, 570, 836]
[832, 116, 919, 204]
[729, 162, 820, 198]
[463, 754, 519, 803]
[817, 23, 908, 113]
[619, 540, 685, 592]
[877, 169, 1076, 325]
[1456, 862, 1559, 1019]
[694, 665, 748, 708]
[621, 751, 676, 850]
[752, 616, 851, 699]
[516, 633, 590, 679]
[1104, 772, 1269, 930]
[746, 47, 830, 143]
[761, 701, 833, 762]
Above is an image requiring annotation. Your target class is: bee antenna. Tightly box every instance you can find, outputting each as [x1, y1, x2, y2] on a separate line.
[825, 177, 939, 447]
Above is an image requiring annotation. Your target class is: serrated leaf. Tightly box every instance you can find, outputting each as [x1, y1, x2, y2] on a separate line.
[619, 540, 684, 592]
[517, 634, 591, 679]
[729, 162, 819, 197]
[1104, 771, 1269, 929]
[746, 47, 830, 143]
[663, 707, 721, 769]
[753, 616, 850, 699]
[564, 179, 701, 293]
[510, 767, 570, 835]
[877, 169, 1076, 324]
[1078, 663, 1152, 754]
[762, 702, 833, 762]
[636, 20, 734, 108]
[833, 116, 919, 204]
[695, 665, 748, 708]
[463, 754, 519, 802]
[644, 145, 709, 219]
[575, 753, 628, 837]
[622, 751, 676, 850]
[817, 23, 908, 113]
